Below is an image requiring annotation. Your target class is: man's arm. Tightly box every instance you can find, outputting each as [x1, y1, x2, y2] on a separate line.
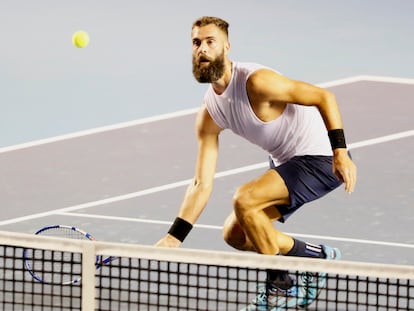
[248, 69, 357, 193]
[155, 104, 222, 247]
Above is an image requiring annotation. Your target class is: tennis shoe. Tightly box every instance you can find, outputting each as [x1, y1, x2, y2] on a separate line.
[241, 281, 305, 311]
[297, 245, 341, 308]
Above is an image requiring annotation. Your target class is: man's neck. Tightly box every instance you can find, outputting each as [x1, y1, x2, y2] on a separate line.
[211, 60, 233, 95]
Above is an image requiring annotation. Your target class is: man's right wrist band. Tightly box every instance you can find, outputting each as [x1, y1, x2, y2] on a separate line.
[168, 217, 193, 242]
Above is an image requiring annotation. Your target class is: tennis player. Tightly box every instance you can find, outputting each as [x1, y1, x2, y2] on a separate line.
[156, 16, 357, 310]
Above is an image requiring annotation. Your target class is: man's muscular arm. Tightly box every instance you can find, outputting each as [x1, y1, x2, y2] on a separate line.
[155, 105, 223, 247]
[247, 69, 357, 193]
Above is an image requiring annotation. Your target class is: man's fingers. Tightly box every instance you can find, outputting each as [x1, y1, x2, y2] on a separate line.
[335, 166, 356, 193]
[343, 169, 356, 193]
[332, 153, 357, 194]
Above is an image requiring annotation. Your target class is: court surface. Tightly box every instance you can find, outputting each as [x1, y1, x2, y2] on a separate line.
[1, 76, 413, 266]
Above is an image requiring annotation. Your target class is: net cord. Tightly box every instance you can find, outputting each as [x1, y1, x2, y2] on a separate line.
[1, 230, 413, 281]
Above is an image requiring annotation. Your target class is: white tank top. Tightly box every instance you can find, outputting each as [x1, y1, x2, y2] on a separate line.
[204, 62, 332, 166]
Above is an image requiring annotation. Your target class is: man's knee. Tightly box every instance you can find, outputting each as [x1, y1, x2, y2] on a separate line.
[222, 214, 248, 251]
[232, 179, 289, 222]
[232, 184, 255, 217]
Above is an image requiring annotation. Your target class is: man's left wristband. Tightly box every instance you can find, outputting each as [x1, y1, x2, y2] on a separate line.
[328, 129, 347, 150]
[168, 217, 193, 242]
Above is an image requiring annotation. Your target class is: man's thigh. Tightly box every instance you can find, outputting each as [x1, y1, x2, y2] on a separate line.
[234, 169, 291, 213]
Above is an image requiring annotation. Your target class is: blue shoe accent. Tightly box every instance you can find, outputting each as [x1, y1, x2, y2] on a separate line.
[241, 281, 306, 311]
[323, 244, 342, 261]
[297, 245, 341, 308]
[240, 285, 270, 311]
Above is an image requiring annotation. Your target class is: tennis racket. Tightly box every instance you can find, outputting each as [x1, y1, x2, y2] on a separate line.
[23, 225, 116, 285]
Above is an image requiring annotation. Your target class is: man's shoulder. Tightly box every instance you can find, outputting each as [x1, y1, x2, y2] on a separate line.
[235, 62, 280, 80]
[234, 61, 267, 71]
[196, 104, 223, 135]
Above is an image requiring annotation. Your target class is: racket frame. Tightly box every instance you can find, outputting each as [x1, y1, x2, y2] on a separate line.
[23, 224, 115, 285]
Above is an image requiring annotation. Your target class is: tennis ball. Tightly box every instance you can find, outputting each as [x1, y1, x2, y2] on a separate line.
[72, 31, 90, 48]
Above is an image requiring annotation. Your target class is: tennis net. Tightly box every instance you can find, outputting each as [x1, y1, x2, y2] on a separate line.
[1, 230, 413, 310]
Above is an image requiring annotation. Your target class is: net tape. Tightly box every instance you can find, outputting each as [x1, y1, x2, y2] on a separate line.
[1, 231, 413, 310]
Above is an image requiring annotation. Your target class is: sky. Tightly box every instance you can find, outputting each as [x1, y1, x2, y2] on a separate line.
[1, 0, 413, 147]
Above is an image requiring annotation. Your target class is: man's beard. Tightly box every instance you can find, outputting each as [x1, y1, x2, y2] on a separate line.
[192, 52, 225, 83]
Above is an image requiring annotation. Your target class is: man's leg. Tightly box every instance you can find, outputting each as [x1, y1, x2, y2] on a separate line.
[222, 208, 290, 253]
[223, 209, 328, 258]
[227, 169, 294, 255]
[225, 168, 340, 310]
[223, 170, 301, 310]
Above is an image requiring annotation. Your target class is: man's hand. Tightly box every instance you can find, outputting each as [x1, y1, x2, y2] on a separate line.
[332, 149, 357, 193]
[155, 234, 182, 248]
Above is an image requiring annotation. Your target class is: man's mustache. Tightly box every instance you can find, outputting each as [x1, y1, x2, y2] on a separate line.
[197, 55, 213, 63]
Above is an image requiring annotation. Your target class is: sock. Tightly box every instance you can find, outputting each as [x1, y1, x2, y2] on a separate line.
[286, 238, 326, 259]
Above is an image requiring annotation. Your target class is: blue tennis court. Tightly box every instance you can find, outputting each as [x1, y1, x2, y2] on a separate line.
[1, 76, 413, 266]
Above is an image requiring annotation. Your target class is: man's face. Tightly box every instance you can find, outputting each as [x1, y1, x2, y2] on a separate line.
[191, 24, 229, 83]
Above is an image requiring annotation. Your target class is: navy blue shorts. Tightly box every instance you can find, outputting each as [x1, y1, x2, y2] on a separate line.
[270, 155, 342, 222]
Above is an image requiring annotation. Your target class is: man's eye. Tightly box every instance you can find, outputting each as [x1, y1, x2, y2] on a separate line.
[207, 40, 217, 47]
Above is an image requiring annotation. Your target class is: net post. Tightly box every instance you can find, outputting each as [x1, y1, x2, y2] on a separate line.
[82, 241, 96, 310]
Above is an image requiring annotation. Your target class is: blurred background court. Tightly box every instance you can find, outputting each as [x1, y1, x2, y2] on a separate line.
[0, 1, 413, 310]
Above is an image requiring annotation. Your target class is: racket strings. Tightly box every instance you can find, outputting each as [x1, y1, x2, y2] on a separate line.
[25, 248, 82, 284]
[40, 227, 91, 240]
[24, 226, 89, 284]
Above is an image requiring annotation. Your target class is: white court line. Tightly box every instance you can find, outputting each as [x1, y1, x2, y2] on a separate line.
[57, 212, 414, 249]
[320, 75, 414, 88]
[0, 129, 413, 228]
[0, 108, 198, 154]
[348, 129, 414, 149]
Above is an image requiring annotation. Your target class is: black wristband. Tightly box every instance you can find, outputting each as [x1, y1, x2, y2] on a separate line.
[328, 129, 347, 150]
[168, 217, 193, 242]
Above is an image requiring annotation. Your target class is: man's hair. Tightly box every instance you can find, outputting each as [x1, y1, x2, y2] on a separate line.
[192, 16, 229, 37]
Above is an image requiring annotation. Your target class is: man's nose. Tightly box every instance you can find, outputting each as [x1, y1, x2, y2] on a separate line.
[198, 41, 208, 54]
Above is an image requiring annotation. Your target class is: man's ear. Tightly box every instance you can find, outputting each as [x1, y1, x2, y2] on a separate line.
[225, 40, 231, 54]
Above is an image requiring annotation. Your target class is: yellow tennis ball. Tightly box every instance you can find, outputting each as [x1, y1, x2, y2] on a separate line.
[72, 31, 90, 48]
